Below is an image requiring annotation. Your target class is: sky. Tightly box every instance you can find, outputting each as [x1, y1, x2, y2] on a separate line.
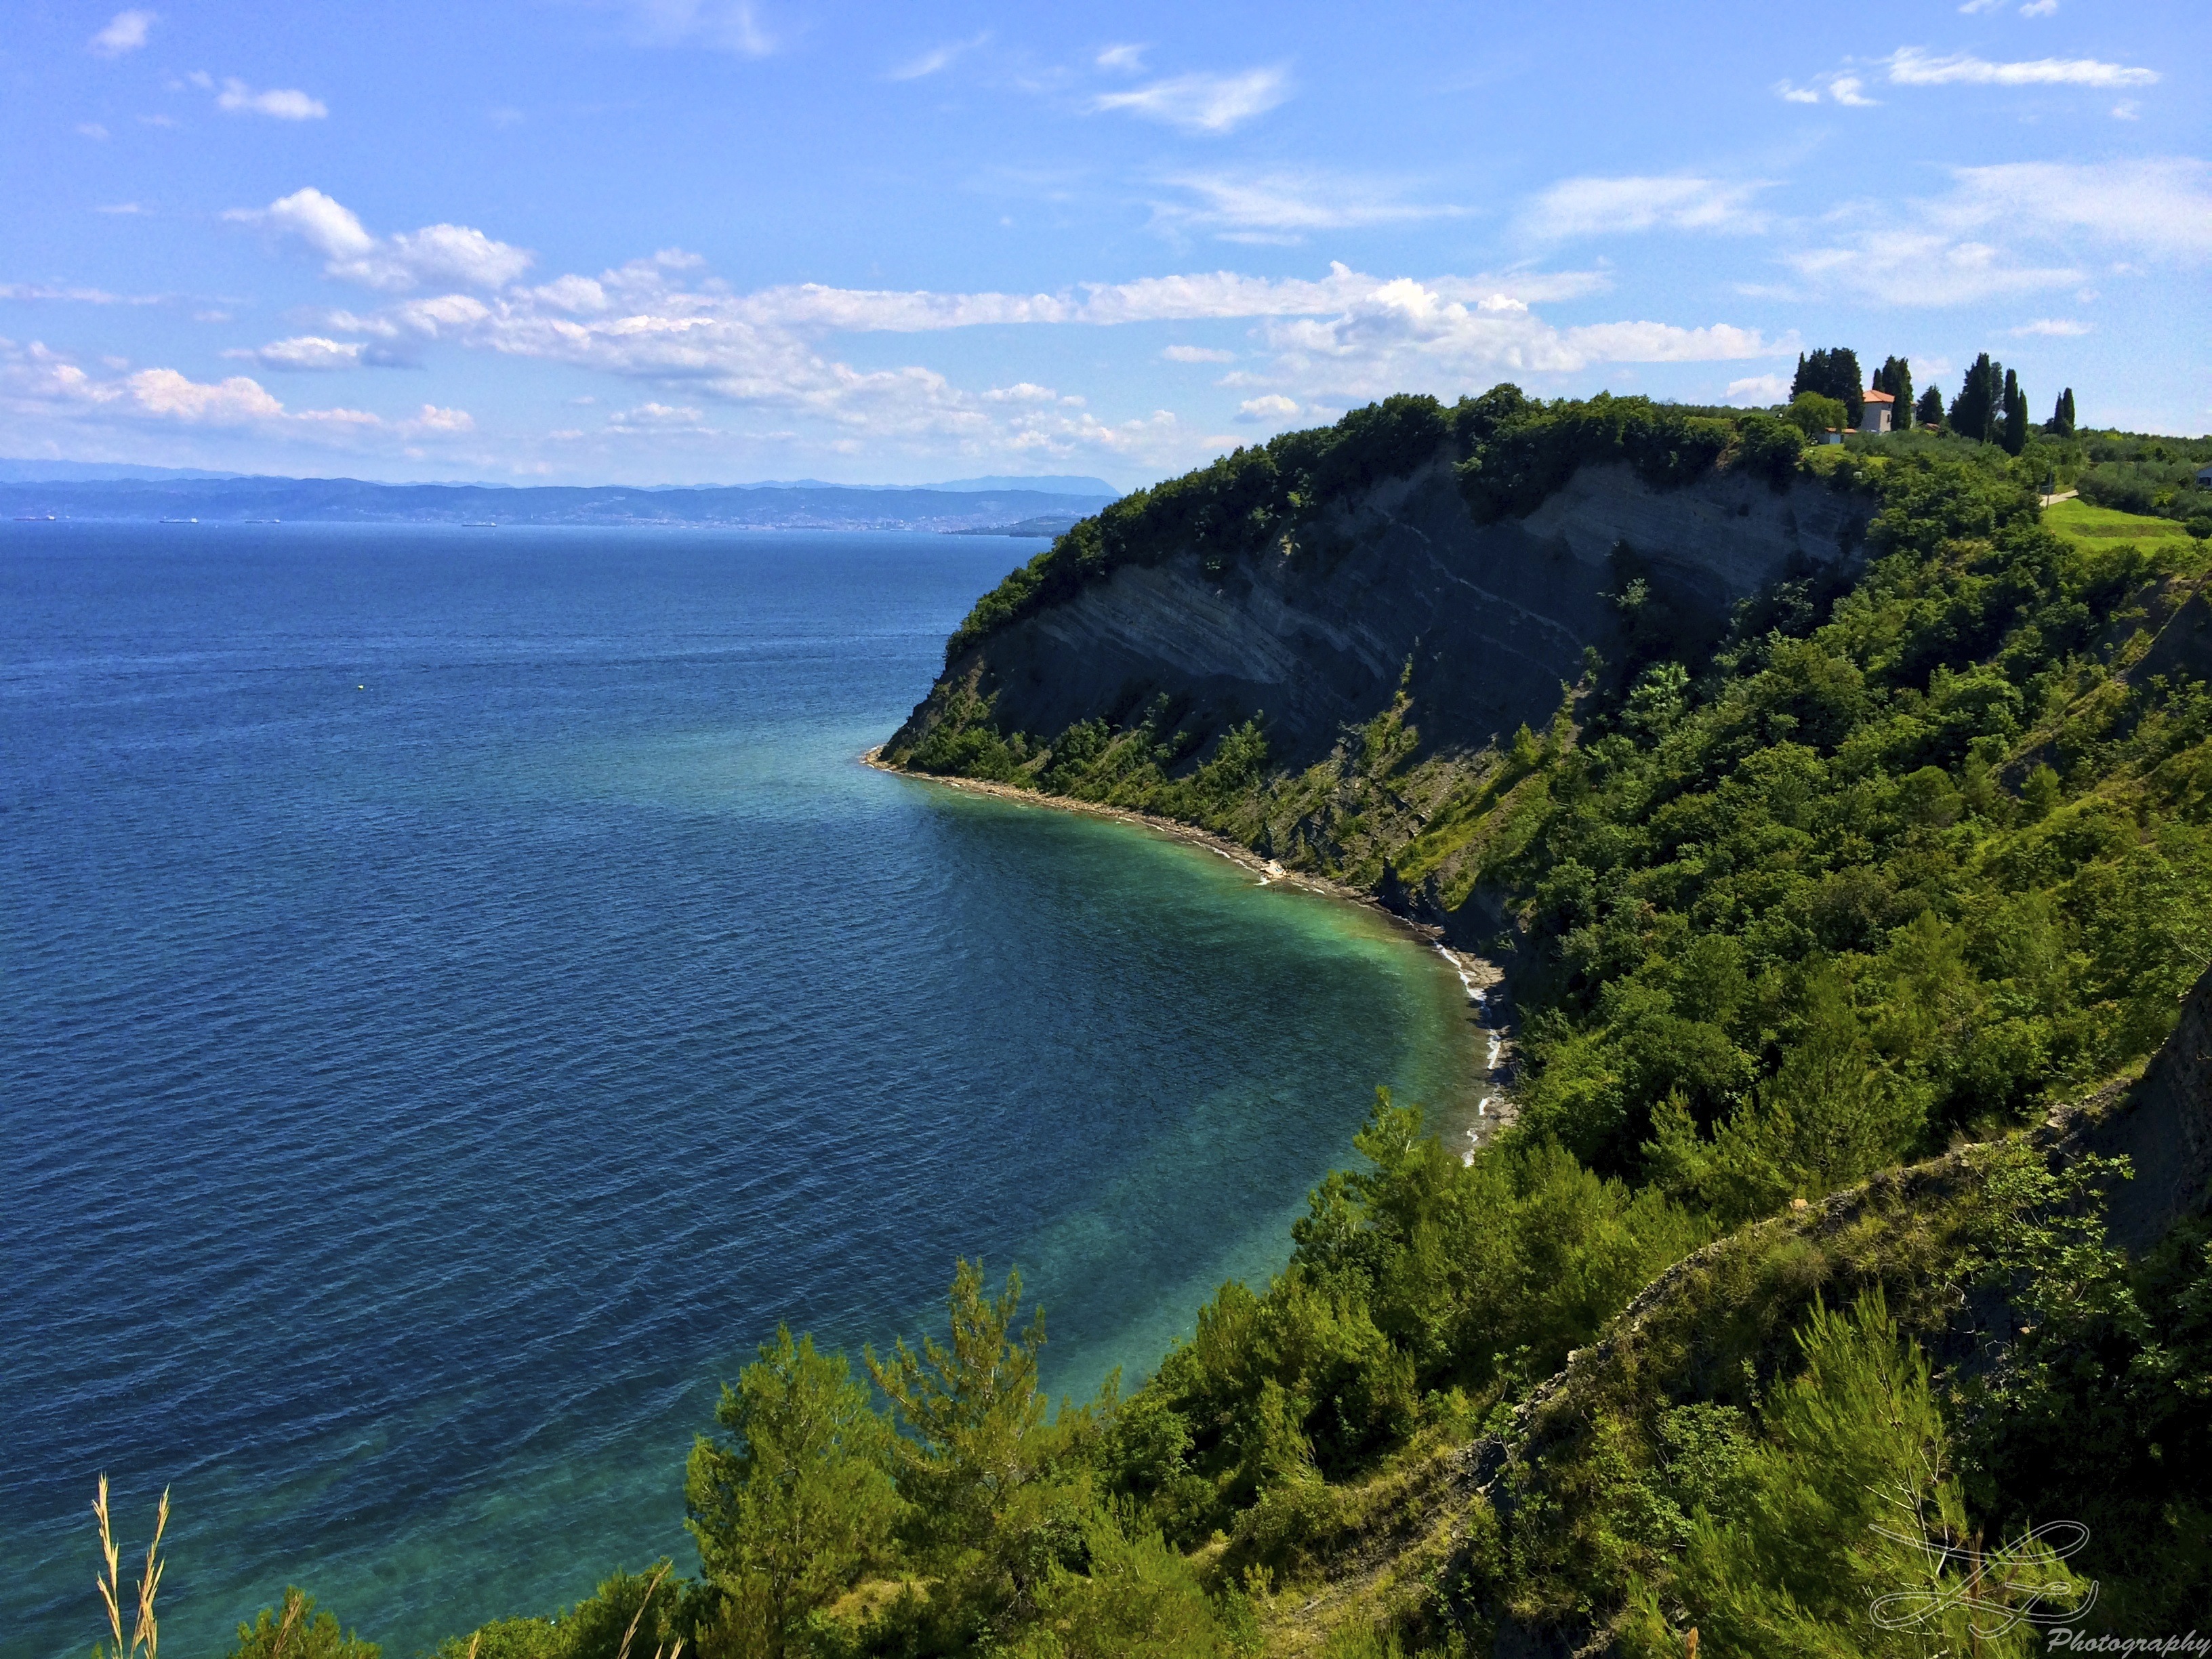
[2, 0, 2206, 489]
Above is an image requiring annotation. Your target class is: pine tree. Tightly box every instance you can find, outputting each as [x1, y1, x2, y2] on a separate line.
[1618, 1293, 2091, 1658]
[865, 1258, 1110, 1637]
[686, 1326, 903, 1659]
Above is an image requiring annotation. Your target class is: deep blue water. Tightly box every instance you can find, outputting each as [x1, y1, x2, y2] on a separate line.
[1, 524, 1476, 1658]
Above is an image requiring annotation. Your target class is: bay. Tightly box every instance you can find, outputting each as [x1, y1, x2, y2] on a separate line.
[0, 524, 1476, 1658]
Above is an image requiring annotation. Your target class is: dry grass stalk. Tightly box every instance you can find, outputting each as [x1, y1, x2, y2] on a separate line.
[614, 1563, 671, 1659]
[266, 1587, 308, 1659]
[94, 1474, 170, 1659]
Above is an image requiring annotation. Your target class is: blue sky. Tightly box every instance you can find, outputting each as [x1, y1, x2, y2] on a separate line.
[3, 0, 2205, 487]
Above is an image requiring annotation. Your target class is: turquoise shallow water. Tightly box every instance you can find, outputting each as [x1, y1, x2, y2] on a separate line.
[1, 523, 1477, 1658]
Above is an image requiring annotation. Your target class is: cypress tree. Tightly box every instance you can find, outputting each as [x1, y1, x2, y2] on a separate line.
[1950, 354, 2001, 443]
[1875, 356, 1912, 433]
[2001, 370, 2028, 455]
[1832, 349, 1865, 428]
[1915, 387, 1944, 428]
[1791, 348, 1864, 427]
[2047, 386, 2076, 436]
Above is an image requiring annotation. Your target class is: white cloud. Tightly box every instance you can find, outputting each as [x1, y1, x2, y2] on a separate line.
[127, 368, 291, 423]
[78, 122, 111, 140]
[224, 335, 415, 371]
[1725, 373, 1792, 405]
[532, 274, 611, 312]
[2011, 318, 2089, 336]
[1521, 176, 1770, 240]
[1957, 0, 2004, 12]
[247, 187, 375, 259]
[613, 401, 703, 423]
[1092, 67, 1290, 134]
[1095, 44, 1146, 73]
[1885, 45, 2155, 88]
[888, 33, 987, 81]
[89, 9, 155, 56]
[226, 336, 367, 371]
[251, 249, 1685, 472]
[1, 343, 471, 445]
[1154, 171, 1464, 242]
[382, 224, 537, 289]
[1244, 278, 1784, 409]
[1781, 43, 2154, 104]
[2112, 100, 2140, 120]
[1774, 73, 1877, 106]
[1942, 159, 2212, 260]
[1773, 159, 2209, 307]
[617, 0, 771, 56]
[2019, 0, 2058, 15]
[1563, 321, 1774, 363]
[216, 79, 329, 120]
[1163, 344, 1235, 363]
[1783, 230, 2080, 306]
[402, 404, 474, 434]
[1236, 394, 1301, 423]
[232, 188, 535, 291]
[0, 283, 163, 306]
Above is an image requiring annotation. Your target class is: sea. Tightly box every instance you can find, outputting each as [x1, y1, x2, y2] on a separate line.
[1, 523, 1479, 1659]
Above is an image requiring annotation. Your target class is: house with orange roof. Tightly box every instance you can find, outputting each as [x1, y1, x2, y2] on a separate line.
[1858, 388, 1896, 434]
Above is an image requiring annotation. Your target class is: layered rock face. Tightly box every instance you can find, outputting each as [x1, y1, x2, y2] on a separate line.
[896, 453, 1877, 768]
[2075, 958, 2212, 1251]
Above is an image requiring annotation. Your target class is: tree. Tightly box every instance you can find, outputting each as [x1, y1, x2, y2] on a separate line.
[1618, 1294, 2091, 1658]
[1914, 387, 1944, 428]
[228, 1591, 380, 1659]
[1643, 972, 1925, 1225]
[2044, 387, 2076, 436]
[1011, 1509, 1237, 1658]
[687, 1328, 903, 1659]
[1784, 392, 1849, 438]
[1790, 348, 1865, 428]
[866, 1260, 1107, 1637]
[1873, 356, 1914, 433]
[2001, 368, 2028, 455]
[1948, 353, 2004, 443]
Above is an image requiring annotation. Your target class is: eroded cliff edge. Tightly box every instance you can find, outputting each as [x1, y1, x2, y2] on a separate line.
[890, 453, 1875, 776]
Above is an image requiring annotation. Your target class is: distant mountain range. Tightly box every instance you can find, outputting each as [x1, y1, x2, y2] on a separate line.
[0, 468, 1118, 533]
[0, 458, 250, 483]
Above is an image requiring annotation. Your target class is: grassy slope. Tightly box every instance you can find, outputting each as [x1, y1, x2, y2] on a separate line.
[2046, 495, 2203, 559]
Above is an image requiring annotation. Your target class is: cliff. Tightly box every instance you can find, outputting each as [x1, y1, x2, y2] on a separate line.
[890, 446, 1873, 775]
